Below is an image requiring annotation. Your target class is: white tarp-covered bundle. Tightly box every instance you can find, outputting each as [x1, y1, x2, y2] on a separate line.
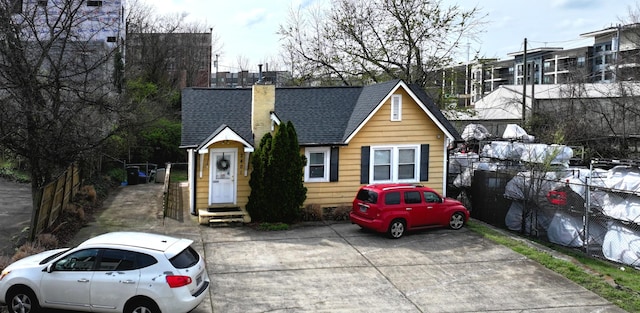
[502, 124, 535, 142]
[505, 201, 553, 234]
[449, 152, 479, 175]
[602, 222, 640, 267]
[480, 142, 574, 165]
[601, 166, 640, 194]
[559, 168, 607, 199]
[461, 124, 491, 141]
[547, 212, 607, 248]
[590, 191, 640, 224]
[504, 171, 567, 201]
[520, 144, 574, 165]
[480, 141, 519, 160]
[559, 166, 640, 223]
[452, 161, 499, 188]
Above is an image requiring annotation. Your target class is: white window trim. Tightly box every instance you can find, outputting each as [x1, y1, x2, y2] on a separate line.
[304, 147, 330, 182]
[391, 94, 402, 121]
[370, 145, 420, 183]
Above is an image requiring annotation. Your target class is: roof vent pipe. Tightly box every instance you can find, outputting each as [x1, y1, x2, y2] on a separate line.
[258, 64, 263, 84]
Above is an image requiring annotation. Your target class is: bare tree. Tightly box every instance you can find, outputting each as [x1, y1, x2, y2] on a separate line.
[0, 0, 133, 215]
[278, 0, 485, 89]
[125, 0, 221, 89]
[236, 55, 251, 87]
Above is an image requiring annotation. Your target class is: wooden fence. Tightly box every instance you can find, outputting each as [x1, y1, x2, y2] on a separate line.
[30, 163, 81, 240]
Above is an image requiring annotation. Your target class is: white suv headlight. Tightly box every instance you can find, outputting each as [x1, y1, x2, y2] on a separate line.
[0, 269, 10, 281]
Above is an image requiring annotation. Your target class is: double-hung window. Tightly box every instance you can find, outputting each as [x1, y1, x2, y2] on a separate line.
[305, 147, 330, 182]
[371, 145, 419, 182]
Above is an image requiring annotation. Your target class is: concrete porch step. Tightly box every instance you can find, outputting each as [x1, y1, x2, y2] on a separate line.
[201, 211, 245, 217]
[208, 217, 246, 223]
[198, 207, 250, 225]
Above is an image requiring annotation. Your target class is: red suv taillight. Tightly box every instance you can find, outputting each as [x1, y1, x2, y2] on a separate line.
[166, 275, 192, 288]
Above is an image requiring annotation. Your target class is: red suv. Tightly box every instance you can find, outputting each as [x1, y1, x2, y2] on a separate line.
[350, 184, 470, 238]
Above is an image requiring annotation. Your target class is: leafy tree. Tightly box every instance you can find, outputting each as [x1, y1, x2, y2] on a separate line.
[115, 0, 220, 165]
[138, 118, 184, 164]
[278, 0, 485, 90]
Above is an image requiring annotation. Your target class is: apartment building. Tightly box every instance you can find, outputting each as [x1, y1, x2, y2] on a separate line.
[447, 23, 640, 106]
[581, 23, 640, 82]
[469, 59, 514, 103]
[5, 0, 126, 91]
[12, 0, 126, 47]
[212, 70, 292, 88]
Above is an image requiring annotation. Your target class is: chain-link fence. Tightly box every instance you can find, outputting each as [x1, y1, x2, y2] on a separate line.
[450, 142, 640, 269]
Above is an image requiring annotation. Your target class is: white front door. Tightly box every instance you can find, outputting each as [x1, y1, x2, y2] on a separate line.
[209, 149, 236, 204]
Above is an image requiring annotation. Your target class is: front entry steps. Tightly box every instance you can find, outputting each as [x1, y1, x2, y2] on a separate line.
[198, 206, 251, 225]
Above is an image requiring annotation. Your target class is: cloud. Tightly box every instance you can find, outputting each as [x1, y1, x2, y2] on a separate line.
[298, 0, 316, 9]
[235, 8, 268, 28]
[551, 0, 601, 9]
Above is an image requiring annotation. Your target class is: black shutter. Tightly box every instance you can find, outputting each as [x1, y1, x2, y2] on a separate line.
[420, 144, 429, 181]
[330, 147, 339, 182]
[360, 146, 370, 184]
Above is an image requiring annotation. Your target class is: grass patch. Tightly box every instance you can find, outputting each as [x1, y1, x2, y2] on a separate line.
[169, 169, 188, 182]
[467, 221, 640, 313]
[0, 160, 30, 183]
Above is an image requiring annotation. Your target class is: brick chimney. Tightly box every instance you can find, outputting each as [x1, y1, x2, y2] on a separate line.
[251, 64, 274, 144]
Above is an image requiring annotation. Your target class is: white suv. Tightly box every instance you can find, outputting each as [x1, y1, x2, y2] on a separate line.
[0, 232, 210, 313]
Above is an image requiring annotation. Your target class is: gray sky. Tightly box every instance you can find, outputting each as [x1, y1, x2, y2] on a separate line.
[149, 0, 638, 71]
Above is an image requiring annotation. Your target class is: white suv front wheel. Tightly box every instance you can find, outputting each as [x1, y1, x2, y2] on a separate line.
[7, 287, 40, 313]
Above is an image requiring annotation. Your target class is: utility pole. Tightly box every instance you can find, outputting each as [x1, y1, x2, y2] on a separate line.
[615, 24, 621, 81]
[214, 54, 219, 87]
[522, 38, 527, 123]
[465, 41, 471, 107]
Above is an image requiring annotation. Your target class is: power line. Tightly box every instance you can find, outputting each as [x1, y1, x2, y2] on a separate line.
[528, 37, 592, 45]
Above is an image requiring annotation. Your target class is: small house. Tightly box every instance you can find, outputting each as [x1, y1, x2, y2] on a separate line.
[180, 79, 461, 223]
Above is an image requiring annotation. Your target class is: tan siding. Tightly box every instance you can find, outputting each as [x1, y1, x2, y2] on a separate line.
[303, 87, 448, 208]
[195, 142, 251, 210]
[195, 87, 450, 210]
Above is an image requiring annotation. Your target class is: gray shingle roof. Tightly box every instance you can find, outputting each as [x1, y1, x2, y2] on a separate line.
[181, 80, 461, 148]
[275, 86, 362, 145]
[181, 88, 253, 148]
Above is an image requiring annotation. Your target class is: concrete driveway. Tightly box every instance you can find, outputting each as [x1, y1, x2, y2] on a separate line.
[193, 222, 625, 313]
[3, 182, 628, 313]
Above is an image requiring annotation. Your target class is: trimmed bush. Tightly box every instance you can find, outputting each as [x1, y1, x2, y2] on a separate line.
[247, 122, 307, 223]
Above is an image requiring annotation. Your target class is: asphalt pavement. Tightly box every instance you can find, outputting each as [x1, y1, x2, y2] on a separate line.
[0, 178, 32, 257]
[1, 181, 629, 312]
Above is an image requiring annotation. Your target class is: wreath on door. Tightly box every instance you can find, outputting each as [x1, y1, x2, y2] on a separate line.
[217, 157, 230, 171]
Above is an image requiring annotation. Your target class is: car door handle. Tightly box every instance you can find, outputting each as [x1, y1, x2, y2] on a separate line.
[121, 280, 136, 284]
[406, 208, 412, 211]
[77, 278, 90, 283]
[427, 206, 433, 209]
